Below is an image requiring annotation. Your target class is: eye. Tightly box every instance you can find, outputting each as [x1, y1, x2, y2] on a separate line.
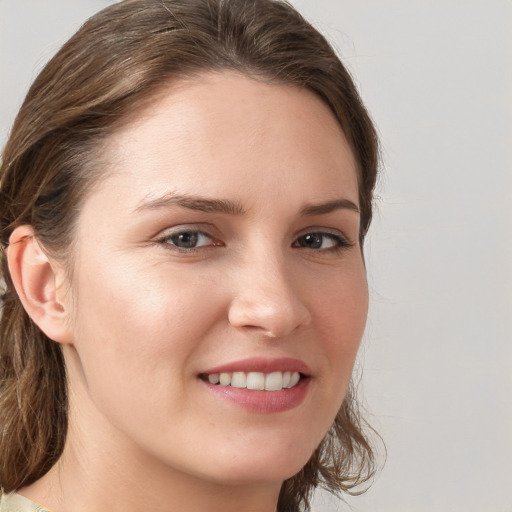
[293, 232, 351, 251]
[161, 230, 217, 250]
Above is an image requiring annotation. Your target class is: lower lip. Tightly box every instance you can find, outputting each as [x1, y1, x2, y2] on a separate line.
[201, 377, 311, 414]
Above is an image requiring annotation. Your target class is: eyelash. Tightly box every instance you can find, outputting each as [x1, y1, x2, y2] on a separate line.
[292, 232, 354, 252]
[156, 229, 223, 253]
[155, 228, 353, 254]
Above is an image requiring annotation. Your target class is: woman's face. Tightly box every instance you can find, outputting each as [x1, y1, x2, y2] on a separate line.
[63, 72, 368, 486]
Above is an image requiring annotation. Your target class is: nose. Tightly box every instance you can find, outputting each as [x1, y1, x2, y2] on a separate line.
[227, 255, 312, 338]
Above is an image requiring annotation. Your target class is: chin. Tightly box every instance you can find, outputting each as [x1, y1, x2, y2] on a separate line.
[203, 439, 317, 486]
[209, 462, 307, 487]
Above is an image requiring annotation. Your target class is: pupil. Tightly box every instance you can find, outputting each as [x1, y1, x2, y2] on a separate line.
[173, 232, 198, 248]
[304, 234, 322, 248]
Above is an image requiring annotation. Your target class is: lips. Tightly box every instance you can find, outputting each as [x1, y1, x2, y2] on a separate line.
[199, 357, 311, 413]
[200, 357, 311, 376]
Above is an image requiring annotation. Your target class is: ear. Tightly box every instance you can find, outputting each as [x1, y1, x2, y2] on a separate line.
[7, 225, 74, 344]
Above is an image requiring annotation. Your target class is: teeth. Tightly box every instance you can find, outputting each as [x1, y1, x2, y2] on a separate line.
[208, 373, 220, 384]
[219, 373, 231, 386]
[246, 372, 265, 390]
[205, 371, 302, 391]
[265, 371, 283, 391]
[289, 371, 300, 388]
[231, 372, 247, 388]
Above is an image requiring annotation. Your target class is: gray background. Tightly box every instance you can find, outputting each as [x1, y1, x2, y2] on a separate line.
[1, 1, 511, 511]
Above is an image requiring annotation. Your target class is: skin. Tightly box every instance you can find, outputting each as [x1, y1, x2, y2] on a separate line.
[13, 72, 368, 512]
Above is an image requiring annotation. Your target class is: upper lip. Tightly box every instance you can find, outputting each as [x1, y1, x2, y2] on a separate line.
[200, 357, 312, 376]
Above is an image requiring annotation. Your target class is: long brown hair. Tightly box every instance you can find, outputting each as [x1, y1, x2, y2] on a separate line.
[0, 1, 380, 510]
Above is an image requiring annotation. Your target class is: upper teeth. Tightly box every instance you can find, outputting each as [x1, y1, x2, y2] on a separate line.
[207, 371, 301, 391]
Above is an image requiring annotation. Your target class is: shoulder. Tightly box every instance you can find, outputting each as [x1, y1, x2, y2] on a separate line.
[0, 493, 51, 512]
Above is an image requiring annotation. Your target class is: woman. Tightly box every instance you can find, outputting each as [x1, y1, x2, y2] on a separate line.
[0, 1, 379, 511]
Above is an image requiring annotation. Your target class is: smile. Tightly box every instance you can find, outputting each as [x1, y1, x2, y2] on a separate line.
[201, 371, 301, 391]
[199, 357, 312, 413]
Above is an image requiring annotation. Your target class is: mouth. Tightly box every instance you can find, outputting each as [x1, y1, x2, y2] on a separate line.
[199, 370, 304, 391]
[198, 358, 311, 413]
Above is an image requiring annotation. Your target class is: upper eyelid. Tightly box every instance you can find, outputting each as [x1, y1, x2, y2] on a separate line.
[154, 223, 218, 238]
[294, 226, 351, 240]
[154, 226, 217, 248]
[155, 229, 220, 253]
[293, 232, 352, 246]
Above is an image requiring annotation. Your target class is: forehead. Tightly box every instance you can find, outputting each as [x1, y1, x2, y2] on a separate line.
[92, 71, 359, 212]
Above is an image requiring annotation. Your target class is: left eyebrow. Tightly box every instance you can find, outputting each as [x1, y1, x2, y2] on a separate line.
[300, 198, 360, 216]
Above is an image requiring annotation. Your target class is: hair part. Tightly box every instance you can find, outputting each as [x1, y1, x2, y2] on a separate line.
[0, 0, 379, 509]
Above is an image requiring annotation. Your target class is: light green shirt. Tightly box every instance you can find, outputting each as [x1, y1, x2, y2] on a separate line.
[0, 493, 51, 512]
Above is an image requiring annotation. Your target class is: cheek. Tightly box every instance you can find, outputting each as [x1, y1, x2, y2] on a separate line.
[75, 255, 217, 335]
[68, 256, 227, 397]
[313, 262, 368, 388]
[314, 256, 368, 331]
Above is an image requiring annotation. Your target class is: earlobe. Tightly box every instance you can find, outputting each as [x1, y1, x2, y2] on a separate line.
[7, 225, 73, 344]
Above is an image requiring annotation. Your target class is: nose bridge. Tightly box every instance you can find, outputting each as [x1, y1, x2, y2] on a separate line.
[227, 242, 311, 337]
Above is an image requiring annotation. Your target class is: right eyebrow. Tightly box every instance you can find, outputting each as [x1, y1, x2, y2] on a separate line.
[132, 192, 246, 215]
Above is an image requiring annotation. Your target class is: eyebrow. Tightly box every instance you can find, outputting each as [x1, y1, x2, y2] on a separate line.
[133, 193, 359, 216]
[133, 193, 246, 215]
[300, 198, 360, 216]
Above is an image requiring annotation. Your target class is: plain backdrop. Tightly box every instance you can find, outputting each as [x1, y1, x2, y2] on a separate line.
[1, 1, 511, 511]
